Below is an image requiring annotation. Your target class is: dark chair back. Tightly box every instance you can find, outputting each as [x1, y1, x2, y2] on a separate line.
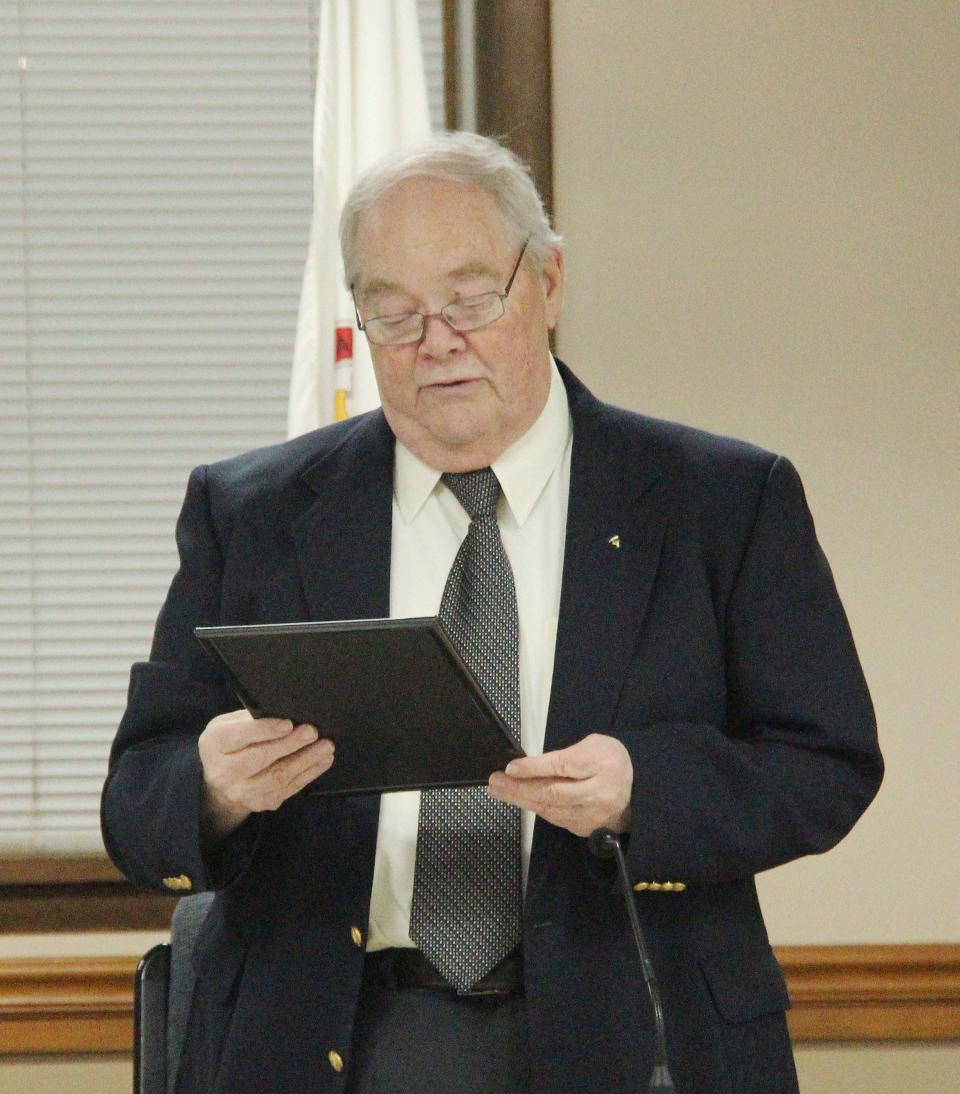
[133, 891, 215, 1094]
[133, 943, 170, 1094]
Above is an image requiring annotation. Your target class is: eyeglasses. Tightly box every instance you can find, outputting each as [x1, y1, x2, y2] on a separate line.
[352, 239, 529, 347]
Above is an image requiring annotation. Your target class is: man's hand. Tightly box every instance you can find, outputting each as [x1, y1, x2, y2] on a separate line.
[487, 733, 633, 837]
[198, 709, 335, 845]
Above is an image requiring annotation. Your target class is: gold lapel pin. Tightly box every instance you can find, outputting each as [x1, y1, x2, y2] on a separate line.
[607, 535, 621, 549]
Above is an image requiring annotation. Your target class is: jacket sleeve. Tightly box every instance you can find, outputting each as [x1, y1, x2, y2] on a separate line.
[617, 455, 882, 888]
[101, 464, 260, 893]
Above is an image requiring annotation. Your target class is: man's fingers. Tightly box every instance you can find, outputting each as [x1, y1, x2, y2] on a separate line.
[249, 735, 332, 788]
[489, 772, 586, 810]
[489, 734, 633, 837]
[232, 723, 320, 776]
[504, 736, 601, 780]
[503, 753, 569, 779]
[487, 773, 625, 838]
[215, 714, 304, 754]
[284, 744, 337, 795]
[249, 738, 335, 807]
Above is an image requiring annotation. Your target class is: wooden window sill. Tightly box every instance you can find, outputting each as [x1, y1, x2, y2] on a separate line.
[0, 858, 176, 933]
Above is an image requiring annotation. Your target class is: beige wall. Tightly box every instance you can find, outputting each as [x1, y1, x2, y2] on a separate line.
[551, 0, 959, 947]
[0, 1058, 130, 1094]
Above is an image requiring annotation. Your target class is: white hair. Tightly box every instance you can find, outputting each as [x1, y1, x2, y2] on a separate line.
[339, 131, 563, 288]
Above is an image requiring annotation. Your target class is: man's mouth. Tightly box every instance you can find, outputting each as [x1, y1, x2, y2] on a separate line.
[424, 377, 481, 390]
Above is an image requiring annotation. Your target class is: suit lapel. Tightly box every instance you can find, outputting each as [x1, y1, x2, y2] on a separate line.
[544, 369, 671, 753]
[527, 368, 673, 905]
[290, 410, 395, 622]
[284, 413, 393, 882]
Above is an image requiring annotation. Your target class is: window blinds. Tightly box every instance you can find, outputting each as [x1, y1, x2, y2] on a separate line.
[0, 0, 446, 855]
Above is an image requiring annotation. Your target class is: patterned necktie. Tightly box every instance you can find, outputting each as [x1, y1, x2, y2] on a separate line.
[409, 467, 522, 993]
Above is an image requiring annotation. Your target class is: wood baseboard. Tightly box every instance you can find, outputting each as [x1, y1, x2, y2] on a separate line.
[0, 957, 133, 1054]
[781, 944, 960, 1041]
[0, 945, 957, 1055]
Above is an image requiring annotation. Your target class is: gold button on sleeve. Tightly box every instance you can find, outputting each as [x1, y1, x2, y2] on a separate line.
[328, 1050, 344, 1072]
[634, 879, 688, 893]
[350, 926, 364, 948]
[162, 874, 192, 891]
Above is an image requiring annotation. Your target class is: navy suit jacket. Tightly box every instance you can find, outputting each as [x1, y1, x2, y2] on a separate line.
[103, 363, 882, 1093]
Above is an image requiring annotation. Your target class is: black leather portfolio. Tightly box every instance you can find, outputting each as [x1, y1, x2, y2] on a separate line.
[194, 617, 524, 796]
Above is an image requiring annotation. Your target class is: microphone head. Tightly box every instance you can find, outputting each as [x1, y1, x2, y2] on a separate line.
[588, 827, 619, 859]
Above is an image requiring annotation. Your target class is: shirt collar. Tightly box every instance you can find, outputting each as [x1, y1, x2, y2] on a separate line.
[394, 356, 571, 525]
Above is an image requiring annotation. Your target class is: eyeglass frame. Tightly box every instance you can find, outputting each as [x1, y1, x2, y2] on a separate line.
[351, 238, 530, 346]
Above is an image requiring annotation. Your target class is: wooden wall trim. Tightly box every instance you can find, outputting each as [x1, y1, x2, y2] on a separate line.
[781, 944, 960, 1041]
[1, 945, 957, 1056]
[0, 957, 133, 1054]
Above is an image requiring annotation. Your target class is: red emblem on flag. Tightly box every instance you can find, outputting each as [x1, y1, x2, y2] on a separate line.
[335, 327, 353, 362]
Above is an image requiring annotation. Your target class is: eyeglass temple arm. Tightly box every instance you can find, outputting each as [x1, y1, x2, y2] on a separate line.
[350, 288, 365, 332]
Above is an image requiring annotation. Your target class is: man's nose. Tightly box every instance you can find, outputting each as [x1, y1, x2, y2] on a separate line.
[418, 312, 466, 356]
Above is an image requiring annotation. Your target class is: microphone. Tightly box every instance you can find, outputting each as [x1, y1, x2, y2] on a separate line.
[589, 828, 675, 1093]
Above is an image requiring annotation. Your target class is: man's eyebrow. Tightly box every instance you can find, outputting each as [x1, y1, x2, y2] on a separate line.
[357, 278, 406, 301]
[357, 261, 501, 305]
[447, 260, 499, 280]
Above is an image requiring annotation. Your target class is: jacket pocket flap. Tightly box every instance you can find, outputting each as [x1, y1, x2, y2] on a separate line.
[699, 944, 790, 1024]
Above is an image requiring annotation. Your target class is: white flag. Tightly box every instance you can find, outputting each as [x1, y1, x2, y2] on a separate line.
[288, 0, 432, 437]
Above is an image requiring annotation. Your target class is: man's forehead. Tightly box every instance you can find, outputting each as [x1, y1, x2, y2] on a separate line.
[353, 178, 513, 286]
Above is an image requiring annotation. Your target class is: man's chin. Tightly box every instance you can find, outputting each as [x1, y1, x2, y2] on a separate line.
[416, 420, 503, 471]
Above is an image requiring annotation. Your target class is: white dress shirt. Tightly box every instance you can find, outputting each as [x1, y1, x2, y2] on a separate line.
[366, 357, 573, 951]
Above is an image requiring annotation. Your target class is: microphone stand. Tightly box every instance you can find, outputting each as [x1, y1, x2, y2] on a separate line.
[589, 828, 675, 1093]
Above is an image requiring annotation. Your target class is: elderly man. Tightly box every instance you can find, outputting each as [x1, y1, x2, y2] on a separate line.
[103, 132, 882, 1093]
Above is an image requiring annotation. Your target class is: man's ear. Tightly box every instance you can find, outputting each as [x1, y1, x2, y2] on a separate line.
[541, 247, 565, 330]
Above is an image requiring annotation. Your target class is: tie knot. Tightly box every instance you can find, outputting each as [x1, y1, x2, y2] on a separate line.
[442, 468, 501, 519]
